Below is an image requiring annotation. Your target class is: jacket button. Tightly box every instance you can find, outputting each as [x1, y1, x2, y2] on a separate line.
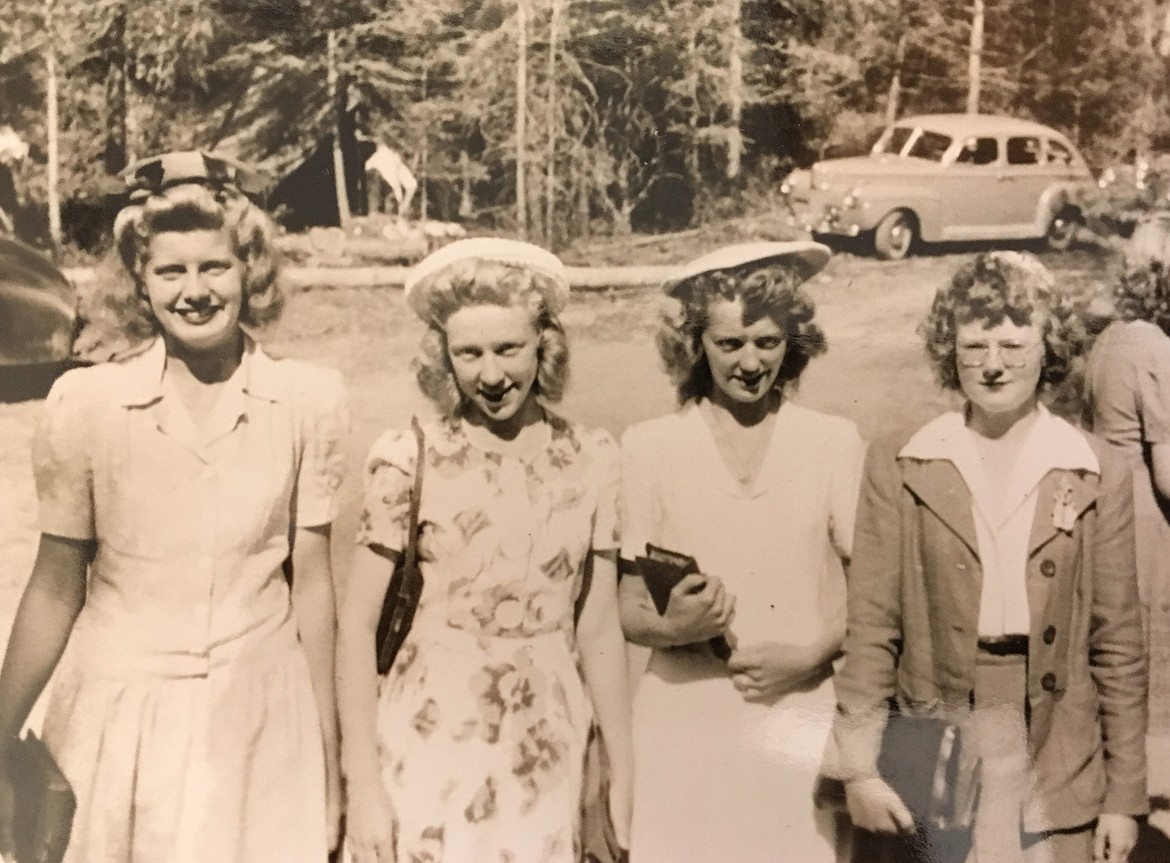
[1041, 672, 1056, 691]
[1043, 625, 1056, 644]
[1040, 559, 1057, 578]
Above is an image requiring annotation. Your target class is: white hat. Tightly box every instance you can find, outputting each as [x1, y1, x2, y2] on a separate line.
[666, 241, 831, 297]
[404, 237, 570, 320]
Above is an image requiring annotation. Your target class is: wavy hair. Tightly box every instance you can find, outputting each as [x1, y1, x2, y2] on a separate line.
[1113, 216, 1170, 334]
[110, 184, 283, 337]
[413, 259, 570, 417]
[656, 263, 826, 404]
[920, 251, 1077, 391]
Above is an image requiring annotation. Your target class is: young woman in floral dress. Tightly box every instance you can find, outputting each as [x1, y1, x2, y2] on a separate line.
[337, 238, 632, 863]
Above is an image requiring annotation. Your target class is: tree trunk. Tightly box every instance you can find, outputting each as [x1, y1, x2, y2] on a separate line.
[886, 33, 907, 125]
[725, 0, 744, 179]
[685, 25, 700, 185]
[327, 30, 351, 228]
[45, 0, 61, 256]
[459, 149, 473, 218]
[420, 67, 429, 221]
[103, 4, 128, 174]
[515, 0, 529, 239]
[544, 0, 561, 247]
[966, 0, 984, 114]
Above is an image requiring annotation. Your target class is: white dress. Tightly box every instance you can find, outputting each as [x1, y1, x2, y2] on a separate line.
[620, 400, 865, 863]
[31, 339, 347, 863]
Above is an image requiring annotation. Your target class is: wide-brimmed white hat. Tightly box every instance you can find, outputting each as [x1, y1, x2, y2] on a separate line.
[404, 237, 570, 321]
[666, 240, 831, 298]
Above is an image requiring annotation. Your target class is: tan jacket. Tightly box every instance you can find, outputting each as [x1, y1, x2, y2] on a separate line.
[832, 426, 1148, 832]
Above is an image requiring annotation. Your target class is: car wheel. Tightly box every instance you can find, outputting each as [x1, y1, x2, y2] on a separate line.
[873, 210, 917, 260]
[1045, 207, 1081, 252]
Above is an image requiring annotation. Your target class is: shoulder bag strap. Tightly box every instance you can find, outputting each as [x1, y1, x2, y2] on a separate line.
[403, 416, 425, 567]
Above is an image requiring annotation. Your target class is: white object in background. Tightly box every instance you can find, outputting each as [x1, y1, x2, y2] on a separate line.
[0, 127, 29, 166]
[365, 144, 418, 218]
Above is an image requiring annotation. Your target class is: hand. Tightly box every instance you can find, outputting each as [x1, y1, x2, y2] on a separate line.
[343, 776, 397, 863]
[661, 573, 735, 646]
[1094, 813, 1138, 862]
[845, 776, 915, 835]
[727, 641, 826, 703]
[607, 767, 633, 851]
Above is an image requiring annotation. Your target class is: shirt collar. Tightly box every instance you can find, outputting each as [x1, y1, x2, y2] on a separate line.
[116, 334, 285, 409]
[898, 405, 1098, 475]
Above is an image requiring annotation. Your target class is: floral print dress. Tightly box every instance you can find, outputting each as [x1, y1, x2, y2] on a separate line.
[355, 414, 620, 863]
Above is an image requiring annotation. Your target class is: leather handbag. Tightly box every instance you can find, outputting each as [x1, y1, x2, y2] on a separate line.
[375, 417, 426, 676]
[6, 731, 76, 863]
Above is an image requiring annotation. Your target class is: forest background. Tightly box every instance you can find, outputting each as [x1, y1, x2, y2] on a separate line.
[3, 0, 1170, 255]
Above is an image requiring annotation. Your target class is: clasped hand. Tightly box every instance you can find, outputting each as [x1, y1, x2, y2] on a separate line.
[727, 641, 827, 703]
[661, 573, 735, 645]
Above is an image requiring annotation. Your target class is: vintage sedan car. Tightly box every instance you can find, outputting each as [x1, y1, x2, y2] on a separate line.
[780, 114, 1098, 259]
[0, 237, 77, 399]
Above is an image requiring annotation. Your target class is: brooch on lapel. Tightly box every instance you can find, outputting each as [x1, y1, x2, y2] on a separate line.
[1052, 479, 1077, 533]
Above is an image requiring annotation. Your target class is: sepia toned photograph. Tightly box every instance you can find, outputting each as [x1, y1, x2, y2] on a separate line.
[2, 1, 1170, 861]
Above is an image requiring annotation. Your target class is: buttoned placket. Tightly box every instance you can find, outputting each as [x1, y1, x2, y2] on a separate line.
[152, 367, 251, 671]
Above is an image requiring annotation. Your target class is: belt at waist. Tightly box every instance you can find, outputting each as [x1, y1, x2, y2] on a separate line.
[977, 634, 1029, 656]
[68, 616, 302, 679]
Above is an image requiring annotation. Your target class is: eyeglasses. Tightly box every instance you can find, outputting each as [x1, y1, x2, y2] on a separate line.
[956, 340, 1042, 368]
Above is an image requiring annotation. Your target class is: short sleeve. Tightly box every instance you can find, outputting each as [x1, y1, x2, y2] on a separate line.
[619, 424, 659, 563]
[828, 421, 868, 561]
[32, 370, 95, 540]
[294, 368, 350, 527]
[354, 428, 418, 554]
[589, 429, 620, 551]
[1137, 331, 1170, 445]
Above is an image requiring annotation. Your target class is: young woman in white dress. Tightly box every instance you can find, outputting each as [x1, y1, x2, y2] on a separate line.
[619, 241, 865, 863]
[0, 152, 346, 863]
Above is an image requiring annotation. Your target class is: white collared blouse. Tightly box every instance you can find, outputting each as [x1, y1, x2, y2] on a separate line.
[32, 338, 348, 674]
[898, 406, 1099, 637]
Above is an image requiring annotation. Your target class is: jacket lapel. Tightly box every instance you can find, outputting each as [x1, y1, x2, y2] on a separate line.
[900, 458, 981, 560]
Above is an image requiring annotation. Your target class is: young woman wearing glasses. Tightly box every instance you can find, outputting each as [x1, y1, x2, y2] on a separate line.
[834, 251, 1147, 863]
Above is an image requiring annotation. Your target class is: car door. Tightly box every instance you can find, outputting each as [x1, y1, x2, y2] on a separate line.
[998, 135, 1048, 234]
[940, 135, 1003, 240]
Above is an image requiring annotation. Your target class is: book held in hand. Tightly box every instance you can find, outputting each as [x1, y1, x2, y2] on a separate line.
[635, 543, 733, 661]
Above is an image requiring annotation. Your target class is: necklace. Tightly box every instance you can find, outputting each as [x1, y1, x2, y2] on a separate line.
[702, 400, 777, 486]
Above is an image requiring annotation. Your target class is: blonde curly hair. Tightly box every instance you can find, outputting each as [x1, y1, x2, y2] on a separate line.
[413, 259, 570, 417]
[111, 184, 283, 337]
